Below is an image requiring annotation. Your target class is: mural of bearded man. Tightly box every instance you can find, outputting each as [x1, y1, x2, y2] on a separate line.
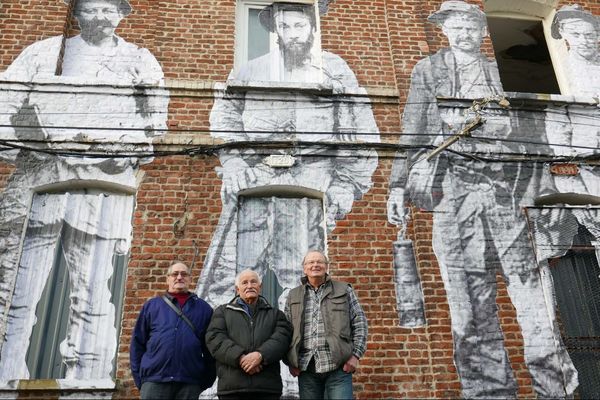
[198, 0, 379, 322]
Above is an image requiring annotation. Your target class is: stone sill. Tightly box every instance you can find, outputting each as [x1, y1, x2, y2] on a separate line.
[0, 379, 116, 391]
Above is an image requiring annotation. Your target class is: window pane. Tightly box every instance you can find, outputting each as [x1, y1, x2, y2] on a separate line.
[7, 190, 134, 381]
[248, 8, 270, 61]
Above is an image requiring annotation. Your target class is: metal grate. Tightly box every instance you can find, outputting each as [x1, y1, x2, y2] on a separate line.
[551, 224, 600, 399]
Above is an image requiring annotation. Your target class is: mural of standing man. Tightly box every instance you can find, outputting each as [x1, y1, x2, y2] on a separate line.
[542, 4, 600, 264]
[0, 0, 168, 382]
[387, 1, 577, 398]
[552, 4, 600, 98]
[198, 1, 379, 309]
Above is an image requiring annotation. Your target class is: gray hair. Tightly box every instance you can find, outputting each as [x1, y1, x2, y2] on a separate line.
[302, 249, 329, 265]
[167, 261, 189, 275]
[234, 269, 262, 287]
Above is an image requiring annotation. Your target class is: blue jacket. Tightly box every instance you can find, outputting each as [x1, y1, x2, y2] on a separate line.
[130, 292, 216, 390]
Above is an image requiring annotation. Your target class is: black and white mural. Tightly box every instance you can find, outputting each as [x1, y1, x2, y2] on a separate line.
[197, 2, 379, 395]
[197, 1, 379, 308]
[387, 1, 600, 398]
[551, 4, 600, 97]
[0, 0, 168, 386]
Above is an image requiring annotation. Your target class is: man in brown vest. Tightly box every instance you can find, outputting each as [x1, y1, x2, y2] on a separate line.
[285, 250, 367, 399]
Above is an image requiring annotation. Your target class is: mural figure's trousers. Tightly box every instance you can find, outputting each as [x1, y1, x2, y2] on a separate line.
[196, 161, 332, 308]
[0, 190, 131, 382]
[196, 161, 334, 398]
[432, 173, 577, 398]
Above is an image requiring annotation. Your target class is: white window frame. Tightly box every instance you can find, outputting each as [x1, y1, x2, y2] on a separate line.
[234, 0, 319, 75]
[234, 0, 277, 74]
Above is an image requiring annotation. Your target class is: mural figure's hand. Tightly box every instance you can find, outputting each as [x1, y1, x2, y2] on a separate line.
[342, 355, 359, 374]
[325, 184, 355, 230]
[128, 66, 160, 86]
[336, 128, 357, 142]
[288, 366, 301, 377]
[220, 157, 256, 198]
[387, 187, 407, 225]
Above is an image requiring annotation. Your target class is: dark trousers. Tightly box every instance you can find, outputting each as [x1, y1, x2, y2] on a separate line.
[218, 392, 280, 400]
[140, 382, 205, 400]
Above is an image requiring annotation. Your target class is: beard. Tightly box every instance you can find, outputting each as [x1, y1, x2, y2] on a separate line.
[278, 32, 315, 70]
[79, 18, 117, 43]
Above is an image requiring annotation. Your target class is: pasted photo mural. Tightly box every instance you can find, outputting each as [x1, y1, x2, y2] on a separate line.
[386, 1, 600, 398]
[551, 4, 600, 98]
[0, 0, 168, 384]
[197, 1, 379, 308]
[541, 7, 600, 398]
[198, 1, 379, 396]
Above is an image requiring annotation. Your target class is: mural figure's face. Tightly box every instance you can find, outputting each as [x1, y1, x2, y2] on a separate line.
[275, 10, 315, 67]
[236, 270, 262, 305]
[167, 263, 191, 294]
[76, 1, 124, 43]
[560, 19, 599, 61]
[442, 13, 486, 54]
[303, 251, 328, 284]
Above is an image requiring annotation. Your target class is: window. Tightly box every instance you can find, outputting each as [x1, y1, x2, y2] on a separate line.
[233, 0, 323, 82]
[549, 225, 600, 399]
[526, 206, 600, 398]
[236, 195, 325, 309]
[487, 16, 560, 94]
[234, 0, 273, 70]
[483, 0, 570, 95]
[0, 189, 133, 384]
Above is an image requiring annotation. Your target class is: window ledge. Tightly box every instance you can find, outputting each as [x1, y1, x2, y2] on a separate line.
[437, 91, 600, 109]
[0, 379, 116, 391]
[225, 79, 334, 95]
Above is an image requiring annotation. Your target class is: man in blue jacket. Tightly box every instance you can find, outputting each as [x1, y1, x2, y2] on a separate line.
[130, 262, 216, 399]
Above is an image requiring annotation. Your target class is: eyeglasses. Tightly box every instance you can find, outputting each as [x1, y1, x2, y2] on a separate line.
[303, 260, 326, 266]
[168, 271, 189, 278]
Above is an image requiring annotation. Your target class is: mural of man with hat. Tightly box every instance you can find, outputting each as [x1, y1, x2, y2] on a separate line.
[201, 3, 378, 395]
[2, 0, 163, 83]
[201, 1, 378, 310]
[545, 4, 600, 200]
[551, 4, 600, 97]
[0, 0, 168, 384]
[388, 1, 577, 398]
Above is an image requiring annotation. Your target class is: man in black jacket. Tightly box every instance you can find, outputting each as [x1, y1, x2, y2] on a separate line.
[206, 269, 292, 399]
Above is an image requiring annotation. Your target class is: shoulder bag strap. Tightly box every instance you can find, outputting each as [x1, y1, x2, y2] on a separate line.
[161, 295, 201, 340]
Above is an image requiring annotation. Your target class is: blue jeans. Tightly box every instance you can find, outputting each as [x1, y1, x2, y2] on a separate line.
[298, 367, 353, 399]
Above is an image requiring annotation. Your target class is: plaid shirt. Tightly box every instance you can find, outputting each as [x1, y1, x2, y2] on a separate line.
[289, 279, 368, 373]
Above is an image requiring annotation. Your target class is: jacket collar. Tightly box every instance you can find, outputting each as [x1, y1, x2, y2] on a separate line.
[226, 295, 271, 311]
[301, 273, 331, 289]
[163, 291, 195, 301]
